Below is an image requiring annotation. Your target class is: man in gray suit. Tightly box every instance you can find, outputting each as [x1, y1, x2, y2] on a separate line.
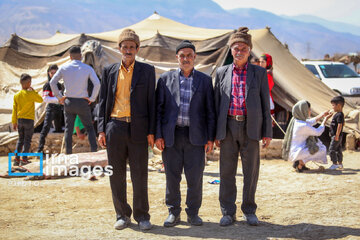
[214, 27, 272, 226]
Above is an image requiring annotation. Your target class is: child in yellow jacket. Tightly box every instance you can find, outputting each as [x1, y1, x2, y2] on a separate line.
[12, 74, 43, 166]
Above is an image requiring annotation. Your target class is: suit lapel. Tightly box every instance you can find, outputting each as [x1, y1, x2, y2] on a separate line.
[112, 63, 121, 96]
[190, 70, 200, 102]
[131, 61, 141, 93]
[245, 63, 254, 100]
[224, 64, 233, 98]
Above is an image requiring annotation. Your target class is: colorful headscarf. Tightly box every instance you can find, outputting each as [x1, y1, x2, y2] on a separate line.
[260, 53, 273, 70]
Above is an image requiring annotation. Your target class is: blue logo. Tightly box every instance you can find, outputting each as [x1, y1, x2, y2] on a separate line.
[8, 151, 43, 176]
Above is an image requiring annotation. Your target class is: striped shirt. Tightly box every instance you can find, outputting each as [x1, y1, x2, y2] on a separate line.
[177, 69, 194, 126]
[228, 63, 247, 116]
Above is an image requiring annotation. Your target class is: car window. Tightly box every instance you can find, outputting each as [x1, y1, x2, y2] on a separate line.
[305, 64, 320, 78]
[319, 64, 359, 78]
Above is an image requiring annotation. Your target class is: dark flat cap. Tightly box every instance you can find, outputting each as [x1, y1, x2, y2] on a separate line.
[176, 40, 195, 54]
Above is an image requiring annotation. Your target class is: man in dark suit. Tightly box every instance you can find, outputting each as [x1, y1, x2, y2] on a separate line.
[155, 40, 216, 227]
[214, 27, 272, 226]
[97, 29, 156, 231]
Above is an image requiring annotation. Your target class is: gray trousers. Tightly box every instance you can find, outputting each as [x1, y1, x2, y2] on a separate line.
[329, 135, 343, 164]
[64, 98, 97, 154]
[15, 118, 34, 160]
[219, 118, 260, 216]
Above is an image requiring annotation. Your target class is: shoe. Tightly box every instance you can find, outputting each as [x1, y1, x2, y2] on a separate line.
[329, 164, 339, 170]
[138, 220, 152, 230]
[302, 165, 310, 171]
[219, 215, 235, 226]
[243, 214, 259, 226]
[338, 164, 344, 170]
[164, 214, 180, 227]
[187, 215, 203, 226]
[20, 158, 31, 166]
[114, 216, 131, 230]
[292, 161, 299, 169]
[13, 159, 20, 167]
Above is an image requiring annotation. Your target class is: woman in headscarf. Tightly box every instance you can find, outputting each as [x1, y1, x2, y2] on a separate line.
[259, 54, 275, 117]
[282, 100, 332, 172]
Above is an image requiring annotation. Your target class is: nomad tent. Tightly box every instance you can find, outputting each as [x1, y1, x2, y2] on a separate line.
[0, 12, 359, 146]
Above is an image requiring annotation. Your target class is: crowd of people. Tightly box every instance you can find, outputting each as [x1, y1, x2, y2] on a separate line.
[11, 27, 346, 231]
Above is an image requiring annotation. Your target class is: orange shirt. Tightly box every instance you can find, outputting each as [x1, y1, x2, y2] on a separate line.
[110, 62, 134, 118]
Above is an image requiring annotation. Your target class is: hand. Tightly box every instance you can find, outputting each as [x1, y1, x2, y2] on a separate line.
[59, 96, 66, 105]
[262, 137, 271, 149]
[155, 138, 165, 151]
[98, 132, 106, 148]
[77, 133, 86, 140]
[83, 97, 92, 105]
[13, 123, 17, 131]
[147, 134, 154, 149]
[334, 136, 339, 141]
[324, 112, 333, 121]
[205, 141, 214, 154]
[321, 110, 330, 118]
[215, 140, 220, 148]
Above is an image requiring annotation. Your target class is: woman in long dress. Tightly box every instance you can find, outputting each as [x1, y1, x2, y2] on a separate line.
[282, 100, 332, 172]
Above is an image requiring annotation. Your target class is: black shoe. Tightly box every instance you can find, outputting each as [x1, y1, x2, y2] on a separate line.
[292, 161, 299, 169]
[13, 159, 20, 167]
[219, 215, 235, 226]
[164, 214, 180, 227]
[20, 159, 31, 166]
[302, 165, 310, 171]
[187, 215, 203, 226]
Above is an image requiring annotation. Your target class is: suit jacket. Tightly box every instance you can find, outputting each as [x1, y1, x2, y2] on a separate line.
[155, 69, 216, 147]
[98, 61, 156, 143]
[214, 63, 272, 141]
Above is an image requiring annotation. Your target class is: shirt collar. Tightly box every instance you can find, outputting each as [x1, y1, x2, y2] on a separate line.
[233, 62, 248, 71]
[179, 68, 194, 78]
[121, 61, 135, 72]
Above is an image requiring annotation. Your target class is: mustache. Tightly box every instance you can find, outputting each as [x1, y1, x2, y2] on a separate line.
[182, 61, 190, 64]
[125, 53, 133, 56]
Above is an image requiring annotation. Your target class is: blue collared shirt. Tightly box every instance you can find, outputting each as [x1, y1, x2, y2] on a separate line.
[176, 68, 194, 127]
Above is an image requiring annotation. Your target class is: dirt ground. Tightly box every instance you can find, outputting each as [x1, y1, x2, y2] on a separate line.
[0, 151, 359, 240]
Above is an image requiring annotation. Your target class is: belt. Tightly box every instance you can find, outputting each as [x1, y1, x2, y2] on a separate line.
[111, 116, 131, 123]
[228, 115, 246, 121]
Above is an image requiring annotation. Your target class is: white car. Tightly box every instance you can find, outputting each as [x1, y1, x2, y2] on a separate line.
[301, 61, 360, 96]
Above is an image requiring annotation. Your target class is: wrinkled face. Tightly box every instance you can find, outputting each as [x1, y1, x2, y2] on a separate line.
[176, 48, 196, 72]
[48, 69, 57, 79]
[231, 42, 250, 65]
[119, 40, 138, 63]
[259, 57, 267, 68]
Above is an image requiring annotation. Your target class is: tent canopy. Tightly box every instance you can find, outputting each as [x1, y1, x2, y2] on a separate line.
[0, 13, 359, 142]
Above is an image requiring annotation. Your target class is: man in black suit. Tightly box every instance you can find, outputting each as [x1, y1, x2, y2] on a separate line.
[214, 27, 272, 226]
[155, 40, 216, 227]
[97, 29, 156, 231]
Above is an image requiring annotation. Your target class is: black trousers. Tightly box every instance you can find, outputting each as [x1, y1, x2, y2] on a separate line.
[162, 126, 205, 217]
[219, 118, 260, 216]
[106, 119, 150, 222]
[64, 98, 97, 154]
[38, 104, 63, 152]
[16, 118, 34, 160]
[329, 135, 343, 164]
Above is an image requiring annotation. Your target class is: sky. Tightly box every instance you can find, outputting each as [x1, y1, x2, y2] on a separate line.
[213, 0, 360, 26]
